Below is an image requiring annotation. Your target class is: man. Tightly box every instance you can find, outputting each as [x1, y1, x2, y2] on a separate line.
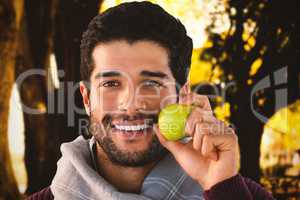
[28, 1, 275, 199]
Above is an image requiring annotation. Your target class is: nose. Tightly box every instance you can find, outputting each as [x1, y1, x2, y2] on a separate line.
[118, 84, 147, 115]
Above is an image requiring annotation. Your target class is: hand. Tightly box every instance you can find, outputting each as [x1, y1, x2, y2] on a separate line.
[154, 82, 240, 190]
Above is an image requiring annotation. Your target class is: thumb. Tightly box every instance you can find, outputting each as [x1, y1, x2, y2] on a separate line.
[179, 81, 191, 97]
[154, 124, 209, 181]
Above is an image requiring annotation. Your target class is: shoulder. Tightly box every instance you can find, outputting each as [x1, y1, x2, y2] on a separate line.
[26, 187, 54, 200]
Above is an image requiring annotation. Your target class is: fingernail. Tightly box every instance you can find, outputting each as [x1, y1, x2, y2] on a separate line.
[179, 81, 188, 94]
[186, 81, 191, 93]
[185, 82, 191, 91]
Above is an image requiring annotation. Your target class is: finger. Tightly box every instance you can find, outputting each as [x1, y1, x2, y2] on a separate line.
[192, 122, 212, 151]
[179, 94, 212, 112]
[193, 118, 234, 136]
[179, 82, 191, 97]
[193, 123, 205, 151]
[185, 107, 216, 136]
[192, 95, 212, 111]
[201, 134, 239, 161]
[209, 120, 235, 136]
[192, 120, 234, 153]
[201, 135, 219, 161]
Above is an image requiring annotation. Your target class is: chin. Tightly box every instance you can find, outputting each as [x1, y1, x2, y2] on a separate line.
[112, 129, 155, 152]
[94, 124, 166, 167]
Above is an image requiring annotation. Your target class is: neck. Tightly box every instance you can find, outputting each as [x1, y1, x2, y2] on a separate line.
[95, 143, 158, 193]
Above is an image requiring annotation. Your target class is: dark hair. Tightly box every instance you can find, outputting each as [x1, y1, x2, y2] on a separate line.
[80, 1, 193, 86]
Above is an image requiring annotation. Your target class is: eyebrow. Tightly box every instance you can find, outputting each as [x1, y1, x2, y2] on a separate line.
[94, 71, 121, 79]
[140, 70, 168, 78]
[94, 70, 168, 79]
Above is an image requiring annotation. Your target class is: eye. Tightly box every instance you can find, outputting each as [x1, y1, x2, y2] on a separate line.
[143, 80, 163, 87]
[102, 80, 120, 88]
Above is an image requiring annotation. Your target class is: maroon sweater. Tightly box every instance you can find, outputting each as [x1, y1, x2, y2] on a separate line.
[26, 174, 275, 200]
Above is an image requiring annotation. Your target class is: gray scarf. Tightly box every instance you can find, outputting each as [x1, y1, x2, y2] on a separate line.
[50, 136, 203, 200]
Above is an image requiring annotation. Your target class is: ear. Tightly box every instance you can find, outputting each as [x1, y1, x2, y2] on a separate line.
[80, 81, 91, 116]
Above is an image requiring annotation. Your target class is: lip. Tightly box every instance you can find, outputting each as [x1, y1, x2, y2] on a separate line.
[111, 124, 153, 139]
[109, 118, 155, 139]
[111, 119, 155, 130]
[111, 119, 154, 126]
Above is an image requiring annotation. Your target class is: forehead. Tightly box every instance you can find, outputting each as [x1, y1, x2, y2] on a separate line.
[91, 40, 173, 80]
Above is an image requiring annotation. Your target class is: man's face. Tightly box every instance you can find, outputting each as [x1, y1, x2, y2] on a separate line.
[81, 40, 177, 167]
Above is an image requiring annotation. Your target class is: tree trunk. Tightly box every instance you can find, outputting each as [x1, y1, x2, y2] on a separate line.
[16, 0, 60, 194]
[18, 0, 103, 195]
[230, 86, 263, 182]
[0, 0, 23, 199]
[53, 0, 102, 142]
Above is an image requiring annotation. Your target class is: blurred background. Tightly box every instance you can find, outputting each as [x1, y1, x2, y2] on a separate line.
[0, 0, 299, 199]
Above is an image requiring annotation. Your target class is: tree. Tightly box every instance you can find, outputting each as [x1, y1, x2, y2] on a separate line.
[17, 0, 102, 194]
[53, 0, 103, 143]
[0, 0, 23, 199]
[0, 0, 103, 196]
[203, 0, 300, 181]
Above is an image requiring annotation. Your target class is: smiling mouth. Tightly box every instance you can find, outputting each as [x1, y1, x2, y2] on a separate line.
[105, 113, 158, 137]
[110, 118, 155, 136]
[112, 124, 152, 132]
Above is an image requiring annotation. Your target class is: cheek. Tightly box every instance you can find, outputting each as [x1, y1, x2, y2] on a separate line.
[135, 87, 173, 110]
[136, 89, 160, 109]
[138, 87, 177, 111]
[159, 89, 177, 108]
[89, 88, 120, 114]
[89, 85, 177, 113]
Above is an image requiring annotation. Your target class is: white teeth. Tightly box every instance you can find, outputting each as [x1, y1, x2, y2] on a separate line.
[115, 124, 150, 131]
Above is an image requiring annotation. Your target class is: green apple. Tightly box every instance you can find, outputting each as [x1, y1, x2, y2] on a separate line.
[158, 104, 193, 141]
